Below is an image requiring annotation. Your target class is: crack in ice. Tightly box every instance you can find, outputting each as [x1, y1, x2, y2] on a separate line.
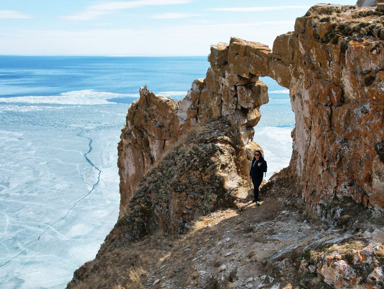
[56, 132, 101, 222]
[0, 130, 101, 269]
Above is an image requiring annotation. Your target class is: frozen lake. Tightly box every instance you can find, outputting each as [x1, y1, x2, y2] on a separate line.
[0, 56, 293, 288]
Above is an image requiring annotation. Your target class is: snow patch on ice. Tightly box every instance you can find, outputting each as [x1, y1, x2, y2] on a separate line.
[253, 126, 293, 179]
[0, 90, 138, 105]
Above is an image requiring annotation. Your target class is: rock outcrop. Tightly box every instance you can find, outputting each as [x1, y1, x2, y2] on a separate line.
[208, 5, 384, 216]
[68, 3, 384, 289]
[356, 0, 377, 8]
[119, 3, 384, 218]
[300, 242, 384, 288]
[118, 44, 269, 216]
[117, 88, 181, 216]
[67, 176, 384, 289]
[106, 119, 251, 251]
[277, 4, 384, 214]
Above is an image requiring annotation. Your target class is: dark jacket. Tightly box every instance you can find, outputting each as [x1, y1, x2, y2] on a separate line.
[250, 158, 267, 179]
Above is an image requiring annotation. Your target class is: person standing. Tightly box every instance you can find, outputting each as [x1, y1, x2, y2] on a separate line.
[250, 150, 267, 205]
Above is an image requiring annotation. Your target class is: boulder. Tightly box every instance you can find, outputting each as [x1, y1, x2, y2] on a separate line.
[356, 0, 376, 7]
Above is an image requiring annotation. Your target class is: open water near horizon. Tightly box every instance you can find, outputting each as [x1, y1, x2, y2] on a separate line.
[0, 56, 294, 289]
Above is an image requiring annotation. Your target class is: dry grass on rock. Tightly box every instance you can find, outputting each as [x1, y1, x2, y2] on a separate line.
[68, 181, 384, 289]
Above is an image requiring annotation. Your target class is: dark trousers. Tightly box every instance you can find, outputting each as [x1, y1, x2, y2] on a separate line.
[252, 177, 263, 202]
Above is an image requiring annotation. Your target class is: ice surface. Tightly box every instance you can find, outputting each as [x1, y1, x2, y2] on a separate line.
[0, 90, 139, 105]
[0, 56, 213, 288]
[0, 72, 294, 288]
[0, 102, 293, 288]
[157, 91, 187, 100]
[253, 126, 293, 179]
[0, 102, 126, 289]
[268, 89, 289, 94]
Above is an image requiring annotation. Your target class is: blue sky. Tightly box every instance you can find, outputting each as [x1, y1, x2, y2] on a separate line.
[0, 0, 355, 56]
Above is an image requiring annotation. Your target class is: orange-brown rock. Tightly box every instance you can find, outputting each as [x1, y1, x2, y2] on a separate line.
[118, 87, 181, 217]
[300, 242, 384, 288]
[118, 42, 270, 216]
[284, 5, 384, 213]
[106, 120, 250, 250]
[68, 3, 384, 289]
[119, 4, 384, 219]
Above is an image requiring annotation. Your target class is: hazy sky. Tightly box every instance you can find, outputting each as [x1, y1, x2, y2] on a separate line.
[0, 0, 355, 56]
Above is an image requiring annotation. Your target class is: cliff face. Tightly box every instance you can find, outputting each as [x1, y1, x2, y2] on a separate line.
[216, 4, 384, 215]
[119, 4, 384, 218]
[106, 120, 254, 251]
[68, 3, 384, 289]
[277, 4, 384, 213]
[117, 89, 181, 217]
[117, 44, 269, 217]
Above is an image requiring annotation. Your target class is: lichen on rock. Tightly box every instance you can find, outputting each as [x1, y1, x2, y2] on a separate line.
[300, 241, 384, 288]
[105, 119, 251, 251]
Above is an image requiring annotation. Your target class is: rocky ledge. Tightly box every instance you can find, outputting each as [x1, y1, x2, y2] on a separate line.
[68, 3, 384, 289]
[105, 119, 252, 251]
[67, 180, 384, 288]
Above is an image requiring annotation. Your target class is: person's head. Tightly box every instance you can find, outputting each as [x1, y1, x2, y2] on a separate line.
[254, 150, 263, 160]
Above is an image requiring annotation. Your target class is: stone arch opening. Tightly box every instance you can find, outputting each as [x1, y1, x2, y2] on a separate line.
[254, 76, 294, 179]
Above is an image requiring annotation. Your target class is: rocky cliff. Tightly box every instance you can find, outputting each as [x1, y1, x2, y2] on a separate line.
[285, 4, 384, 215]
[107, 119, 253, 250]
[68, 3, 384, 289]
[119, 4, 384, 219]
[117, 47, 269, 217]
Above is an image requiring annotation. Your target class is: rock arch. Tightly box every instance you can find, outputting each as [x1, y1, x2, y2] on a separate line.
[118, 4, 384, 220]
[117, 38, 271, 218]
